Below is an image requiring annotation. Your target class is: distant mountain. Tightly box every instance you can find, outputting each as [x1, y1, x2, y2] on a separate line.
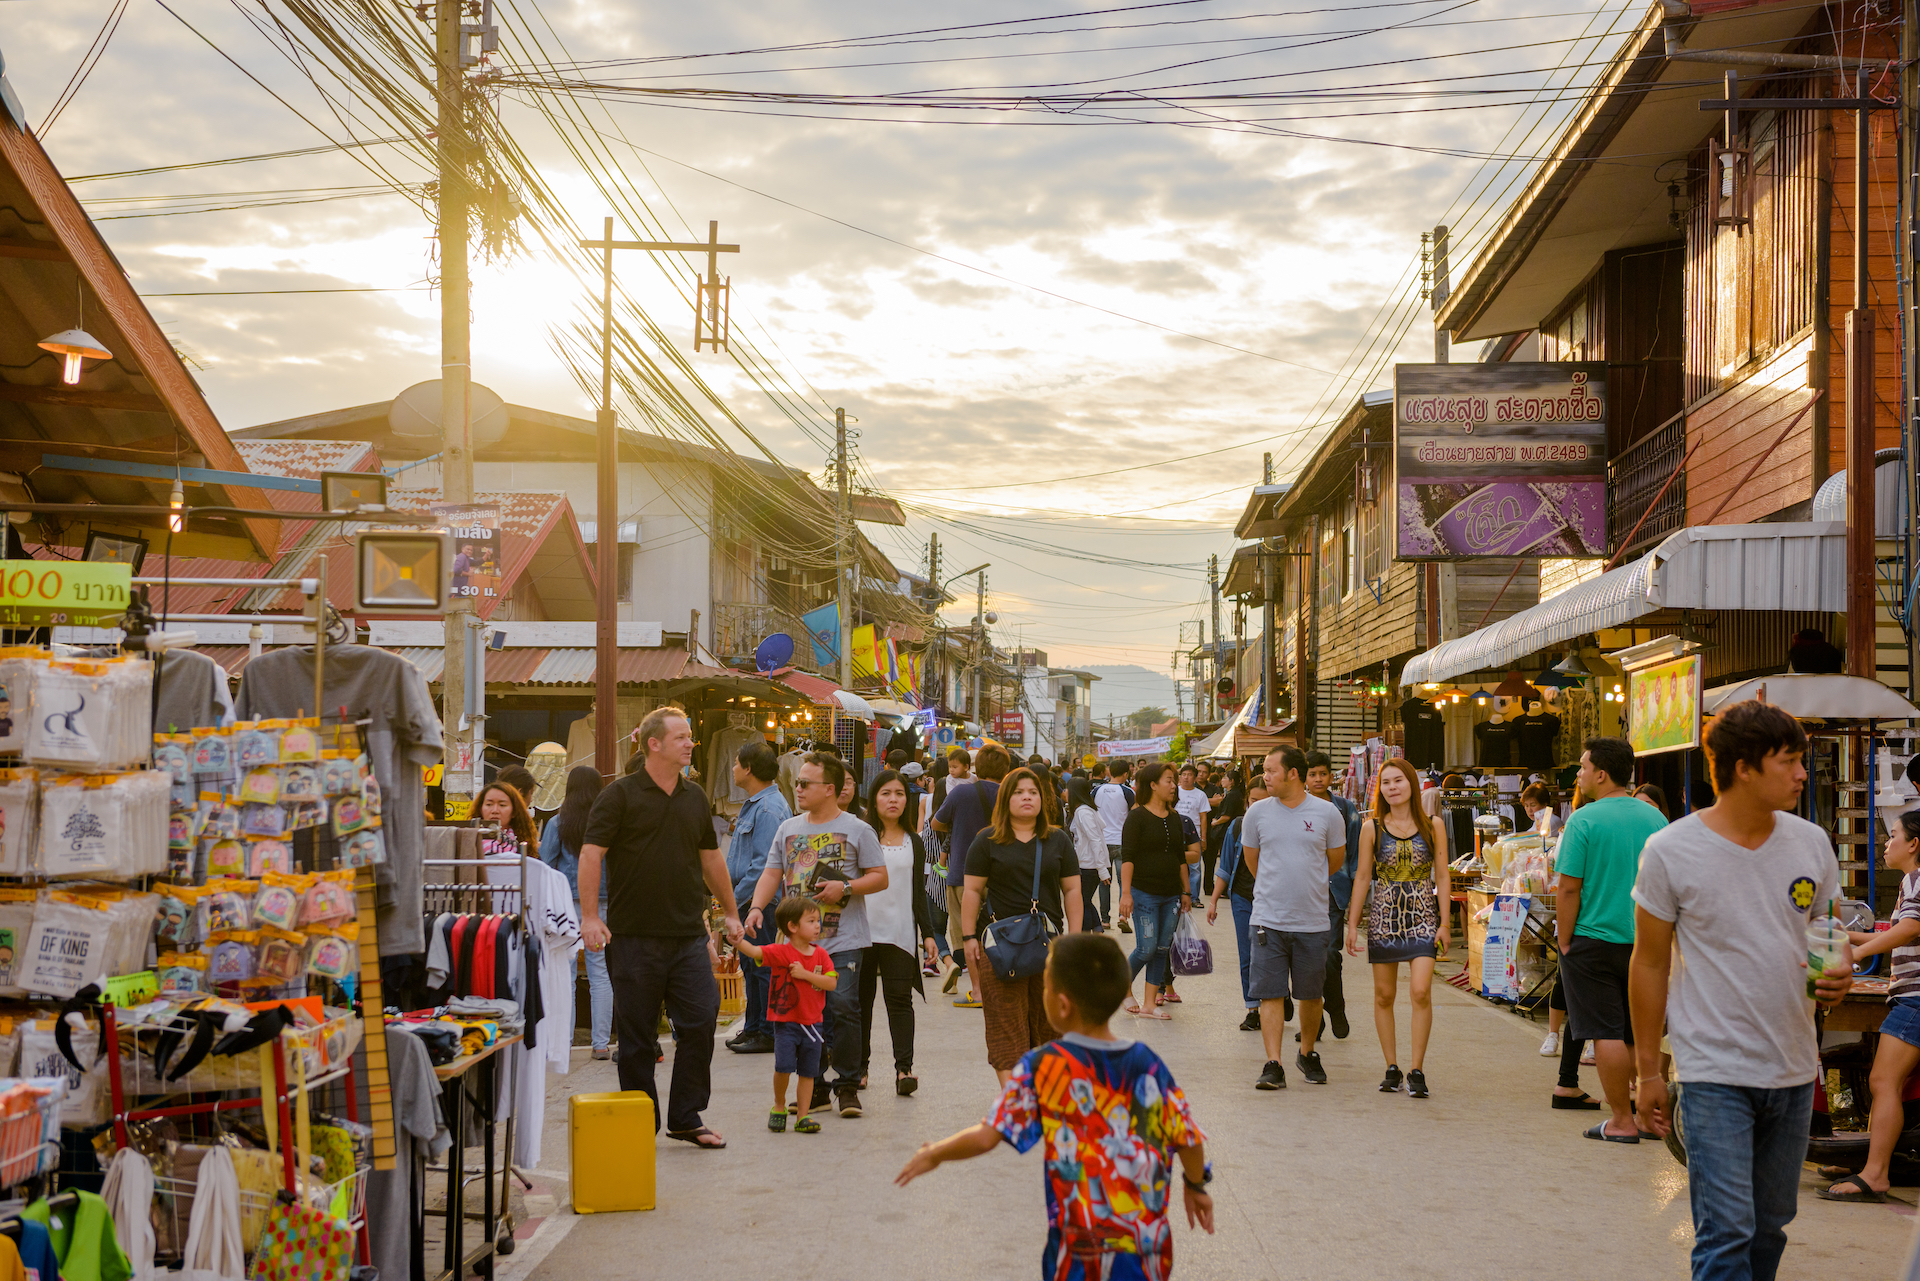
[1082, 665, 1185, 727]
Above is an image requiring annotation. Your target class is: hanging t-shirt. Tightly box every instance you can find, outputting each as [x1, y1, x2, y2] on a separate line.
[22, 1191, 132, 1281]
[1473, 718, 1518, 769]
[1399, 697, 1445, 769]
[152, 649, 234, 734]
[14, 1221, 56, 1281]
[1513, 711, 1562, 771]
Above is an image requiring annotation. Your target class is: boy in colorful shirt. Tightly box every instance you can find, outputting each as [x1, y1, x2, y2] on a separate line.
[734, 895, 838, 1134]
[897, 933, 1214, 1279]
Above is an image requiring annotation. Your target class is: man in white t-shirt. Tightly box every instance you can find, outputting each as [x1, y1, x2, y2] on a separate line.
[1241, 745, 1345, 1091]
[1094, 761, 1135, 931]
[1630, 700, 1851, 1281]
[1175, 764, 1211, 897]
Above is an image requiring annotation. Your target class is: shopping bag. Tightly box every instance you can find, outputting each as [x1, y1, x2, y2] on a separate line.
[1169, 911, 1212, 976]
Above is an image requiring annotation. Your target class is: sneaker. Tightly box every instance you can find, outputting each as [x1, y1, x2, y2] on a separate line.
[1255, 1060, 1287, 1091]
[726, 1031, 775, 1055]
[1407, 1069, 1429, 1099]
[794, 1115, 821, 1134]
[1296, 1050, 1328, 1085]
[1238, 1009, 1261, 1032]
[1329, 1007, 1350, 1039]
[767, 1107, 788, 1133]
[1580, 1044, 1596, 1066]
[941, 967, 961, 995]
[1539, 1031, 1562, 1058]
[590, 1047, 611, 1060]
[836, 1088, 864, 1118]
[1380, 1065, 1404, 1094]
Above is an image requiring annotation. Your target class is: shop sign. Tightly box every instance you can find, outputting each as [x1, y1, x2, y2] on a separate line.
[433, 503, 503, 601]
[1481, 893, 1531, 1002]
[993, 711, 1025, 741]
[0, 560, 131, 627]
[1626, 652, 1702, 757]
[1393, 362, 1608, 560]
[1095, 736, 1172, 759]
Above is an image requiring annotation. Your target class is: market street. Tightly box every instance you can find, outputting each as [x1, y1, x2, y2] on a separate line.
[505, 916, 1912, 1280]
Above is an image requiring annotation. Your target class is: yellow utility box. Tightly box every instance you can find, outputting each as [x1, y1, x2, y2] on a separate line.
[569, 1091, 656, 1213]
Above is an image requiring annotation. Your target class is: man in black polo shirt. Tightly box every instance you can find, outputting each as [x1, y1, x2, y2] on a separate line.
[580, 706, 740, 1149]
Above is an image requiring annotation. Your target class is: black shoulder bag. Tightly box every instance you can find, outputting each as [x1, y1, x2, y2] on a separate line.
[981, 835, 1055, 980]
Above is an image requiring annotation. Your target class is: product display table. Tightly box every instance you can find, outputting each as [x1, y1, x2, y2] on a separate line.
[431, 1032, 523, 1281]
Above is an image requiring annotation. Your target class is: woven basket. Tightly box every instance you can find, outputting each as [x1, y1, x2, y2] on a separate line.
[715, 969, 745, 1015]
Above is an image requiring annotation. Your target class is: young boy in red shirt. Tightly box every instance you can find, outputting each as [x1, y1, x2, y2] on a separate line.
[735, 895, 838, 1133]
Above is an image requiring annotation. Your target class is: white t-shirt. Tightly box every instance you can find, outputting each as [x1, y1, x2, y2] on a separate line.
[1175, 786, 1211, 834]
[1240, 794, 1345, 932]
[1095, 783, 1131, 846]
[1632, 811, 1840, 1089]
[866, 834, 918, 952]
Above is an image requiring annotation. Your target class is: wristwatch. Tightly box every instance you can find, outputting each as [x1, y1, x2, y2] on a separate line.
[962, 933, 978, 942]
[1183, 1161, 1213, 1192]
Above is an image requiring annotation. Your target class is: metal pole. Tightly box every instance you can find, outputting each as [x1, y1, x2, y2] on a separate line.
[595, 217, 619, 778]
[311, 555, 327, 722]
[437, 0, 474, 805]
[836, 408, 853, 689]
[1848, 69, 1878, 679]
[1208, 553, 1221, 721]
[975, 574, 985, 725]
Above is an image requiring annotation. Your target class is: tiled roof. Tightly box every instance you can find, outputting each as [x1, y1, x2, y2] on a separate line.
[232, 440, 379, 481]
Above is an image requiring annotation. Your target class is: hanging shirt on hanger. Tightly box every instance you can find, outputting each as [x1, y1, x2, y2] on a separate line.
[1514, 710, 1562, 771]
[22, 1191, 132, 1281]
[152, 650, 235, 734]
[1398, 696, 1445, 769]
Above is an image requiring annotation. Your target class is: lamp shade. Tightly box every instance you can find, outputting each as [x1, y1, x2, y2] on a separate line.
[1493, 671, 1542, 701]
[37, 328, 109, 361]
[1469, 687, 1492, 703]
[1551, 652, 1592, 677]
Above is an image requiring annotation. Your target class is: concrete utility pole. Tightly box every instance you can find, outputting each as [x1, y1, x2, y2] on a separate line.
[975, 573, 986, 722]
[1207, 553, 1221, 720]
[576, 220, 739, 774]
[1429, 221, 1455, 647]
[927, 532, 939, 702]
[836, 408, 853, 689]
[436, 0, 474, 806]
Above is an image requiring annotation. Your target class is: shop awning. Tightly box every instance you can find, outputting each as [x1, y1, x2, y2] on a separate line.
[769, 668, 877, 721]
[1400, 522, 1847, 687]
[1703, 674, 1920, 721]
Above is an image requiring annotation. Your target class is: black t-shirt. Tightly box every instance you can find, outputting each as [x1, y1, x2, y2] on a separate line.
[1514, 712, 1562, 770]
[965, 829, 1079, 930]
[1474, 718, 1518, 769]
[1400, 697, 1445, 769]
[1121, 807, 1192, 897]
[582, 769, 720, 937]
[1229, 818, 1257, 899]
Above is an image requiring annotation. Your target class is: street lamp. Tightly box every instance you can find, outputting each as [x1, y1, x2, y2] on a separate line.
[941, 562, 990, 720]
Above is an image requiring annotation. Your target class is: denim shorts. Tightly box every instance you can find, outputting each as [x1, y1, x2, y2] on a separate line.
[772, 1021, 824, 1077]
[1248, 925, 1327, 1002]
[1882, 996, 1920, 1049]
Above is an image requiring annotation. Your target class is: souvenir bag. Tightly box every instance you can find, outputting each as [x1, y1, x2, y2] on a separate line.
[250, 1199, 353, 1281]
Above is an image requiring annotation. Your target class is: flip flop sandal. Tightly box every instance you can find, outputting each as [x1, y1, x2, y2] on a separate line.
[1130, 1008, 1172, 1020]
[1816, 1163, 1856, 1180]
[1551, 1093, 1603, 1110]
[1816, 1174, 1887, 1203]
[1583, 1123, 1640, 1144]
[1161, 992, 1183, 1004]
[953, 997, 982, 1008]
[666, 1127, 727, 1150]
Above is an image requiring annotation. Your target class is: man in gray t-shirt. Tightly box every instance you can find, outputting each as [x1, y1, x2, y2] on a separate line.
[743, 752, 889, 1116]
[1240, 746, 1345, 1089]
[1628, 700, 1851, 1279]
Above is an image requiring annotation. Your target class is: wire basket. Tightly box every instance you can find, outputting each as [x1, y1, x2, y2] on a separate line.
[152, 1164, 366, 1261]
[114, 1013, 364, 1098]
[0, 1078, 64, 1189]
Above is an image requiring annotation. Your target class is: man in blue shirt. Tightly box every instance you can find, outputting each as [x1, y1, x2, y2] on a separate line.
[725, 740, 791, 1054]
[1305, 751, 1359, 1040]
[931, 742, 1011, 1007]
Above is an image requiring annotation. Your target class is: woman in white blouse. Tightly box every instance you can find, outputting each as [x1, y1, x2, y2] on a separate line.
[860, 770, 938, 1096]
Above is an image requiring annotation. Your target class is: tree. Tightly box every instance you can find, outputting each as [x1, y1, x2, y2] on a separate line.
[1125, 706, 1169, 738]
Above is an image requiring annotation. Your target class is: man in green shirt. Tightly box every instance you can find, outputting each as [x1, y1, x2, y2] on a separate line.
[1556, 735, 1667, 1143]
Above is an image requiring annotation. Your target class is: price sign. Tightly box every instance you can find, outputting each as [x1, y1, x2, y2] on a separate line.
[0, 561, 132, 626]
[443, 796, 472, 821]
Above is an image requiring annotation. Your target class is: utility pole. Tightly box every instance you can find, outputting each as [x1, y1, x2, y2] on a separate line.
[975, 573, 986, 724]
[436, 0, 475, 808]
[1429, 221, 1454, 648]
[836, 408, 853, 689]
[575, 219, 740, 775]
[1258, 452, 1276, 725]
[927, 532, 939, 705]
[1207, 553, 1221, 721]
[1845, 68, 1876, 679]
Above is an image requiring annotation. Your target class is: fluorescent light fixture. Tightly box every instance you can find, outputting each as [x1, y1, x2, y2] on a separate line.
[322, 470, 388, 513]
[355, 529, 450, 613]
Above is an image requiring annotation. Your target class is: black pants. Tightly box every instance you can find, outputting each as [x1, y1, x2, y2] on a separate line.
[1551, 975, 1587, 1090]
[1200, 846, 1219, 897]
[1322, 901, 1346, 1026]
[815, 947, 864, 1094]
[1080, 873, 1105, 929]
[859, 943, 919, 1076]
[607, 934, 718, 1133]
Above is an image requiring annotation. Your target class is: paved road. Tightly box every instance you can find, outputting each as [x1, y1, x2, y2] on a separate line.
[506, 915, 1913, 1280]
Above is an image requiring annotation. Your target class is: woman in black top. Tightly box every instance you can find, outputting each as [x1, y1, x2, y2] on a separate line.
[859, 771, 937, 1095]
[1118, 762, 1198, 1020]
[960, 767, 1083, 1083]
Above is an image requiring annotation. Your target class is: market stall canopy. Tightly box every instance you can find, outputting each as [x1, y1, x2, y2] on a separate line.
[1401, 522, 1846, 687]
[767, 667, 876, 722]
[865, 696, 921, 720]
[0, 101, 277, 560]
[1702, 675, 1920, 721]
[1437, 0, 1820, 343]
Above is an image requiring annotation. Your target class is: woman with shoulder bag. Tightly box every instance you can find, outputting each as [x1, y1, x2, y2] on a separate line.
[859, 771, 939, 1096]
[960, 767, 1083, 1085]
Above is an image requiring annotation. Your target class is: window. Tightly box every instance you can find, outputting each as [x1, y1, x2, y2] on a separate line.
[583, 543, 636, 603]
[1359, 481, 1384, 585]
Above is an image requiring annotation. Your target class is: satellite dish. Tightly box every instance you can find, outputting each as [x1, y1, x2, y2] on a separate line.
[389, 379, 510, 446]
[754, 633, 796, 673]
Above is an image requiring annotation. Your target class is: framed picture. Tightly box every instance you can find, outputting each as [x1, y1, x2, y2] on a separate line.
[82, 530, 147, 575]
[1627, 653, 1702, 756]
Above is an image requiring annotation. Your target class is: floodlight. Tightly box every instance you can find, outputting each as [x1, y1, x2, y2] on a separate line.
[322, 471, 389, 513]
[355, 529, 450, 613]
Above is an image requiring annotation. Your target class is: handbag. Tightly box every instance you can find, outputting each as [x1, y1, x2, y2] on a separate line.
[981, 837, 1055, 981]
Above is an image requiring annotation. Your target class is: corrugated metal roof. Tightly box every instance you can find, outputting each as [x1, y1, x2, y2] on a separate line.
[479, 646, 550, 685]
[394, 647, 445, 683]
[1811, 449, 1906, 537]
[517, 647, 691, 686]
[139, 557, 274, 615]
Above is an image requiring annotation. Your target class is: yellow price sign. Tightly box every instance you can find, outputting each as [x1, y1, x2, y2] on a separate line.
[422, 764, 444, 786]
[0, 560, 131, 626]
[443, 795, 471, 821]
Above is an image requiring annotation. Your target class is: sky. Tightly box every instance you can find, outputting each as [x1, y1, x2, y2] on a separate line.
[3, 0, 1649, 687]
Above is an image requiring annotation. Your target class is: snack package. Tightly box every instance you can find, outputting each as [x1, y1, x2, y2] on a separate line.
[299, 872, 356, 928]
[245, 838, 292, 878]
[0, 768, 37, 876]
[279, 721, 320, 764]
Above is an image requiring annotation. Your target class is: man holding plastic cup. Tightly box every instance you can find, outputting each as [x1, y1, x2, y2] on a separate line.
[1629, 700, 1852, 1281]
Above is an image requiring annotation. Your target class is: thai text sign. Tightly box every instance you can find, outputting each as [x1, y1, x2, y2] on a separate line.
[1394, 362, 1608, 560]
[0, 561, 131, 626]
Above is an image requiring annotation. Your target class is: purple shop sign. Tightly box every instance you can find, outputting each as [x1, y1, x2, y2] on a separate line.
[1416, 480, 1605, 557]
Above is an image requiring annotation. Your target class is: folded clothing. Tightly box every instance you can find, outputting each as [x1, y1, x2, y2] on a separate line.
[444, 995, 518, 1023]
[391, 1022, 459, 1064]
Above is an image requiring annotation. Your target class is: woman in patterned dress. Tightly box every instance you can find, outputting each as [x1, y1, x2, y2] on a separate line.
[1345, 756, 1449, 1099]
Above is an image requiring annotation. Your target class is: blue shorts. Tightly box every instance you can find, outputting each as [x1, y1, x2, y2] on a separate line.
[772, 1021, 824, 1077]
[1882, 996, 1920, 1049]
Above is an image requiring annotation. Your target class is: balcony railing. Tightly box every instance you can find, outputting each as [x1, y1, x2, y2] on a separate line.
[1608, 411, 1687, 560]
[713, 602, 819, 671]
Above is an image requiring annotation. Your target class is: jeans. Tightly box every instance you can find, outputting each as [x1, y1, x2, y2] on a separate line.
[814, 946, 864, 1093]
[582, 945, 613, 1050]
[1127, 890, 1182, 988]
[606, 934, 719, 1133]
[859, 943, 919, 1076]
[1229, 893, 1256, 1009]
[1678, 1080, 1814, 1281]
[737, 916, 777, 1038]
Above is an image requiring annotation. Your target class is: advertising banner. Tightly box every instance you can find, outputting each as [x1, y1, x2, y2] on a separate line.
[1393, 362, 1608, 560]
[0, 561, 130, 627]
[1095, 736, 1172, 759]
[434, 504, 503, 601]
[1481, 893, 1532, 1002]
[1628, 652, 1702, 756]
